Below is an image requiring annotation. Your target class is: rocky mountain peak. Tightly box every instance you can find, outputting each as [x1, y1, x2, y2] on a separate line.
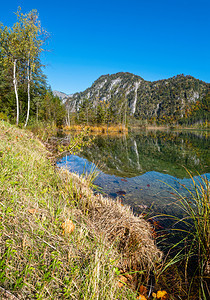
[64, 72, 209, 123]
[53, 90, 73, 103]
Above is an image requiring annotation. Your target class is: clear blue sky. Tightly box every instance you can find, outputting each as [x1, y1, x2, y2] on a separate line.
[1, 0, 210, 94]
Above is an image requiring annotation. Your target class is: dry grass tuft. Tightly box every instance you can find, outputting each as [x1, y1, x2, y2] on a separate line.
[59, 169, 162, 272]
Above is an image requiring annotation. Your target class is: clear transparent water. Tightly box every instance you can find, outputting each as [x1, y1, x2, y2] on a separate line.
[57, 130, 210, 218]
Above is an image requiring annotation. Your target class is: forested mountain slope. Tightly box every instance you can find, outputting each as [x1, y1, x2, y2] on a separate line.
[65, 72, 209, 125]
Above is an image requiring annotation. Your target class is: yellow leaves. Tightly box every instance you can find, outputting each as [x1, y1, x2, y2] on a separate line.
[61, 219, 75, 235]
[115, 269, 168, 300]
[136, 285, 147, 299]
[136, 290, 168, 300]
[152, 290, 168, 299]
[157, 290, 167, 299]
[137, 295, 147, 300]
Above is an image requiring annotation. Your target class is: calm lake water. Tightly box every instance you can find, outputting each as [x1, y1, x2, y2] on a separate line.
[57, 130, 210, 218]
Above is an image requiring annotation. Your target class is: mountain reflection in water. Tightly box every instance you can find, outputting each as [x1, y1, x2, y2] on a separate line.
[57, 130, 210, 217]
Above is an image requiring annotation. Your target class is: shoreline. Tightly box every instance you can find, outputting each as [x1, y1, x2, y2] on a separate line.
[0, 120, 162, 299]
[63, 124, 209, 134]
[1, 120, 208, 299]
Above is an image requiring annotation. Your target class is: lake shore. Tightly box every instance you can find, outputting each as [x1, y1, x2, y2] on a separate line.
[63, 123, 210, 135]
[63, 124, 129, 136]
[0, 120, 162, 299]
[1, 120, 208, 299]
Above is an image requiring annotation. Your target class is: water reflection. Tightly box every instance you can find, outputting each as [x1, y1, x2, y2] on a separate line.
[81, 130, 209, 178]
[57, 130, 210, 217]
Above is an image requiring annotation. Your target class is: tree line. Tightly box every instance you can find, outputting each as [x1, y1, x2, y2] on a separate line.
[75, 94, 128, 128]
[73, 91, 210, 128]
[0, 8, 66, 127]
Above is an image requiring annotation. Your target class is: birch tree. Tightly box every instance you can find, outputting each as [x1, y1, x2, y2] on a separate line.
[15, 9, 47, 127]
[21, 10, 47, 126]
[0, 8, 48, 126]
[0, 22, 23, 125]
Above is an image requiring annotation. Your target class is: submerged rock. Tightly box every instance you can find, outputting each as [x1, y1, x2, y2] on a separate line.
[116, 190, 126, 196]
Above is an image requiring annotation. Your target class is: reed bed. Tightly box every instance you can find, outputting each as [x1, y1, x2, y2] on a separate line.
[63, 124, 128, 135]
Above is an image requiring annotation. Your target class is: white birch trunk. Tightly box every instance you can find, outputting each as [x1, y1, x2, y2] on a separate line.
[123, 100, 127, 130]
[66, 105, 70, 127]
[67, 108, 70, 127]
[13, 59, 19, 125]
[24, 58, 31, 127]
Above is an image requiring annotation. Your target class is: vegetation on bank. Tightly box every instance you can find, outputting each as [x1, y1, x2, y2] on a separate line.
[0, 121, 209, 299]
[172, 172, 210, 299]
[0, 121, 163, 299]
[63, 124, 129, 135]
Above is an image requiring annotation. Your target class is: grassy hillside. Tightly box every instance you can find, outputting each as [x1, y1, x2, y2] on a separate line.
[0, 121, 161, 299]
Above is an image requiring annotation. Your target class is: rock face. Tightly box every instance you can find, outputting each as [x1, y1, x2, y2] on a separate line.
[53, 90, 73, 103]
[65, 72, 209, 120]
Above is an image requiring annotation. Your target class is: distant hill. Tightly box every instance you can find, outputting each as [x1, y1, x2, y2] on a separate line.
[65, 72, 210, 124]
[53, 90, 72, 103]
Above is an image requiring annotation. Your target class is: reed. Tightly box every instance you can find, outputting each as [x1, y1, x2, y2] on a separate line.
[156, 171, 210, 299]
[63, 124, 128, 135]
[177, 172, 209, 298]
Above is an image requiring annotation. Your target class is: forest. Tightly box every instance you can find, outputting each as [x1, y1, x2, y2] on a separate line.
[0, 8, 66, 127]
[68, 73, 210, 128]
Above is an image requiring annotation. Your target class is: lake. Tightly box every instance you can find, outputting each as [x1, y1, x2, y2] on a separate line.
[57, 130, 210, 219]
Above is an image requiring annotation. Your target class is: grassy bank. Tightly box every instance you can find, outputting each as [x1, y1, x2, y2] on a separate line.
[0, 121, 161, 299]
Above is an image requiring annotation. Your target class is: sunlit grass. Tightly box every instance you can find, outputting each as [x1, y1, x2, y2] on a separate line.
[63, 124, 128, 135]
[0, 120, 161, 299]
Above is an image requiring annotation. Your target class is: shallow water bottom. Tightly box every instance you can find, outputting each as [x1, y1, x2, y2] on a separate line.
[57, 154, 210, 219]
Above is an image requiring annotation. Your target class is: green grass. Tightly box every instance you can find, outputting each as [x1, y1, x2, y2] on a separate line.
[175, 172, 210, 299]
[155, 172, 210, 299]
[0, 121, 161, 299]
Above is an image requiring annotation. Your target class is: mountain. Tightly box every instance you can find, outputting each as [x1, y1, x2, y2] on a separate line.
[65, 72, 210, 124]
[53, 90, 72, 103]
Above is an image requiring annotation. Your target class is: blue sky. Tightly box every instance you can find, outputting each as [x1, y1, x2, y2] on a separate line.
[1, 0, 210, 94]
